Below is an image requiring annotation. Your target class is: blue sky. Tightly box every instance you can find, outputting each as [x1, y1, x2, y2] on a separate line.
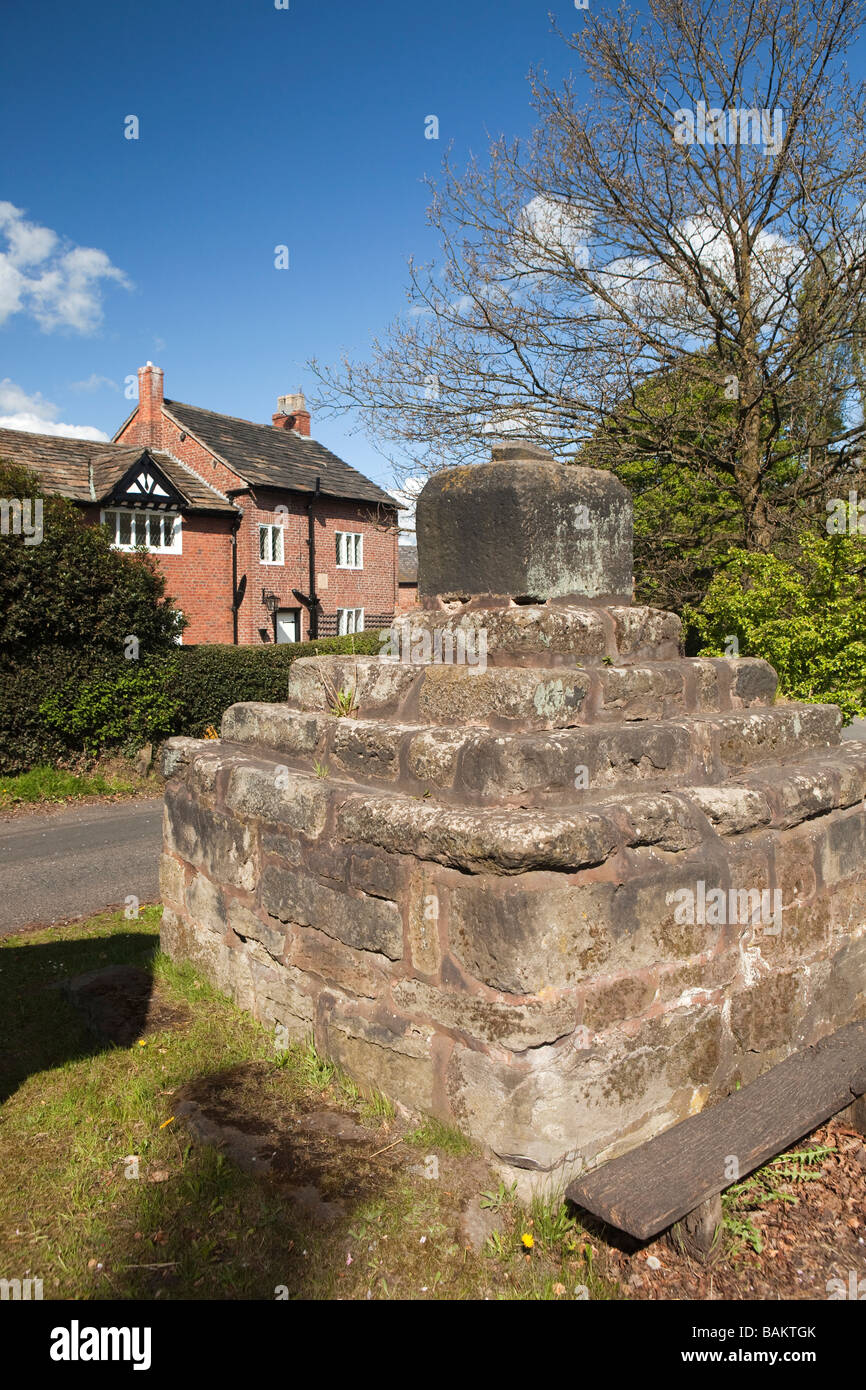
[0, 0, 583, 490]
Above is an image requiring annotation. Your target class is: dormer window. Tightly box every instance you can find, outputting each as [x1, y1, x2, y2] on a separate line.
[101, 507, 182, 554]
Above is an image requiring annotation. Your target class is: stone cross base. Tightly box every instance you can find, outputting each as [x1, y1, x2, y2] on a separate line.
[158, 449, 866, 1182]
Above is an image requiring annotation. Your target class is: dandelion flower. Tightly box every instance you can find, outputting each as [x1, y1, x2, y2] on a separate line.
[521, 1232, 534, 1250]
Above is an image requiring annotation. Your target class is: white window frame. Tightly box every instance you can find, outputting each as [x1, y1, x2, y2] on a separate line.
[259, 523, 285, 565]
[338, 607, 364, 636]
[336, 530, 363, 569]
[101, 507, 182, 554]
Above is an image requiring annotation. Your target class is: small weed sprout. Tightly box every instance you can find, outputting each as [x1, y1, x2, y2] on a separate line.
[480, 1179, 518, 1212]
[299, 1037, 335, 1090]
[314, 637, 359, 718]
[722, 1144, 836, 1256]
[330, 688, 357, 717]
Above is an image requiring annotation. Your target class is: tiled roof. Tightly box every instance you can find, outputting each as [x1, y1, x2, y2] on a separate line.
[0, 427, 95, 500]
[163, 399, 395, 506]
[0, 428, 235, 512]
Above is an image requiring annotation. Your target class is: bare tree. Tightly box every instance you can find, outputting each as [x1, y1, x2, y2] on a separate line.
[309, 0, 866, 554]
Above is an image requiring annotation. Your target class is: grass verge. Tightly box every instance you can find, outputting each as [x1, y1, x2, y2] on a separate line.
[0, 906, 617, 1301]
[0, 764, 138, 808]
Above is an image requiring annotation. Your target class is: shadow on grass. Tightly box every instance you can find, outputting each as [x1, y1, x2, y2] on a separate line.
[0, 919, 353, 1300]
[0, 919, 612, 1301]
[0, 928, 159, 1104]
[98, 1143, 326, 1301]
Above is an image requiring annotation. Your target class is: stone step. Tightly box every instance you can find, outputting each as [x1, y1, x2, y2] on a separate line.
[595, 657, 777, 721]
[220, 699, 842, 807]
[165, 738, 866, 875]
[382, 604, 682, 665]
[452, 705, 841, 804]
[685, 742, 866, 836]
[285, 654, 777, 730]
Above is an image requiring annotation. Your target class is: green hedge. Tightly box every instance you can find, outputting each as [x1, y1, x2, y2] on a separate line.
[0, 649, 92, 773]
[0, 631, 385, 775]
[167, 632, 383, 738]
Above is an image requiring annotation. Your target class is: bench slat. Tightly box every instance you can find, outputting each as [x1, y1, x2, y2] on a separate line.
[565, 1020, 866, 1240]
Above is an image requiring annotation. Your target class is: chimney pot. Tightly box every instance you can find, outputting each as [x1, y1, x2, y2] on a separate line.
[273, 390, 311, 437]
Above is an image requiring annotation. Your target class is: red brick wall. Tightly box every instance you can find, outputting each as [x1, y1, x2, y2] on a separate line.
[159, 514, 235, 644]
[115, 400, 398, 644]
[116, 406, 240, 498]
[84, 504, 235, 645]
[235, 488, 397, 644]
[397, 583, 418, 613]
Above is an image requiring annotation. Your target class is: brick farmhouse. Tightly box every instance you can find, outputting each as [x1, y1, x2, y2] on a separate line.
[0, 363, 398, 645]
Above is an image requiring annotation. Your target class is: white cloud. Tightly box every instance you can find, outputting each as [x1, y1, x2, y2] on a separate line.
[0, 202, 130, 334]
[388, 475, 425, 537]
[515, 195, 591, 273]
[590, 213, 804, 330]
[0, 256, 24, 322]
[677, 214, 803, 313]
[69, 373, 119, 392]
[514, 194, 805, 338]
[0, 378, 109, 440]
[480, 416, 538, 437]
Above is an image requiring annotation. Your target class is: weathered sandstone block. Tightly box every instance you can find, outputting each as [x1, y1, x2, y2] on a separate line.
[417, 442, 632, 603]
[159, 442, 866, 1182]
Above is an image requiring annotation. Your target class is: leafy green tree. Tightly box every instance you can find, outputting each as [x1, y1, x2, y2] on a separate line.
[0, 460, 184, 660]
[577, 355, 835, 612]
[0, 459, 185, 771]
[686, 528, 866, 720]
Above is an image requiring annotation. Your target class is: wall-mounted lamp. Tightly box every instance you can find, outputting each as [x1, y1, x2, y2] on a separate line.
[262, 588, 279, 643]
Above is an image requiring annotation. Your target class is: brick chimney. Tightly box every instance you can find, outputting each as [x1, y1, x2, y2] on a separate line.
[273, 390, 311, 437]
[136, 362, 164, 445]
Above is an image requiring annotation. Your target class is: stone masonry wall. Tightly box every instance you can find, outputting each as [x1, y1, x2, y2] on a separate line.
[159, 725, 866, 1178]
[158, 447, 866, 1183]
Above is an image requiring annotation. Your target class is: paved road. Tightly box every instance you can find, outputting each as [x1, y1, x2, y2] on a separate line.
[0, 797, 163, 933]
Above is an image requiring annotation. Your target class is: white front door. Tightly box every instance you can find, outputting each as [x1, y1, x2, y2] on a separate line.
[275, 608, 300, 644]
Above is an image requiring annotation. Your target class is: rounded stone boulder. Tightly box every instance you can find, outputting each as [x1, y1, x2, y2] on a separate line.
[416, 442, 633, 604]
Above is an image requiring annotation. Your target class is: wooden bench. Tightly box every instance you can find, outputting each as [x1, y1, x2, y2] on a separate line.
[565, 1020, 866, 1255]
